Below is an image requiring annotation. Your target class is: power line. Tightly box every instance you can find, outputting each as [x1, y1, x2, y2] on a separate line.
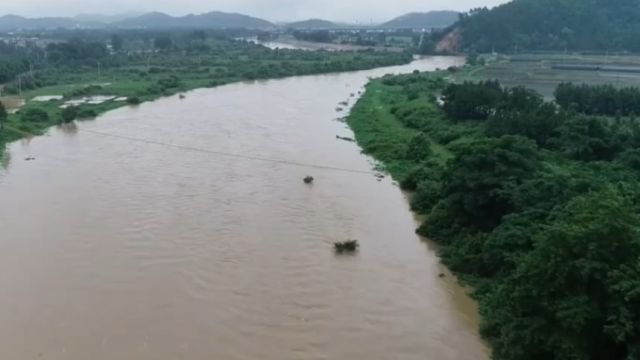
[79, 128, 378, 176]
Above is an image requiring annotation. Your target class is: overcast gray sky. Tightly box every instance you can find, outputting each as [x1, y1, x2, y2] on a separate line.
[2, 0, 509, 22]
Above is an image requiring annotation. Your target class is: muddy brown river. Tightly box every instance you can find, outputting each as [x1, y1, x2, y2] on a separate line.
[0, 56, 488, 360]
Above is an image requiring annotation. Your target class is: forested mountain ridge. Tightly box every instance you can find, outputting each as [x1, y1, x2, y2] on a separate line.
[382, 11, 459, 29]
[114, 11, 275, 30]
[448, 0, 640, 52]
[0, 15, 98, 31]
[0, 11, 275, 31]
[285, 19, 338, 29]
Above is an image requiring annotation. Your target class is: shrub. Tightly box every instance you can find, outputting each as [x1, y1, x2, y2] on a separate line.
[77, 108, 97, 118]
[21, 108, 50, 123]
[126, 96, 141, 105]
[61, 106, 78, 122]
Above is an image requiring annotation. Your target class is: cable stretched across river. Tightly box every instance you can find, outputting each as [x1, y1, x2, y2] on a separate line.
[79, 128, 379, 176]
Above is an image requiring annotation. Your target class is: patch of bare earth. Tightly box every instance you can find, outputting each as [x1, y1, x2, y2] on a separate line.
[436, 28, 462, 53]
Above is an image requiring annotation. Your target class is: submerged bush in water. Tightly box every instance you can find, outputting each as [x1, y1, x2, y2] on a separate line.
[126, 96, 141, 105]
[334, 240, 359, 253]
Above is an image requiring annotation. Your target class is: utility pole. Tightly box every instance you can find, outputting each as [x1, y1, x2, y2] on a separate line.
[418, 31, 425, 51]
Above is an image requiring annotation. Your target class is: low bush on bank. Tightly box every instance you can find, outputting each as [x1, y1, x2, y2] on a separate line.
[21, 108, 50, 123]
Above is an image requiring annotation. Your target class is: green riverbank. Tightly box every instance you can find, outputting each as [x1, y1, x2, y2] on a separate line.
[0, 41, 412, 157]
[347, 70, 640, 360]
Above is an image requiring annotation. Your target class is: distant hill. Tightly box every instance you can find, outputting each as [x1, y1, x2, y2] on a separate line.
[0, 14, 94, 31]
[381, 11, 459, 29]
[285, 19, 338, 29]
[0, 11, 275, 31]
[114, 11, 275, 29]
[73, 12, 145, 24]
[451, 0, 640, 52]
[113, 12, 174, 28]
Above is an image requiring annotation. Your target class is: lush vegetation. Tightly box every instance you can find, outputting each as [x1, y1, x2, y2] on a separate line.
[348, 72, 640, 360]
[0, 29, 412, 155]
[0, 11, 275, 31]
[0, 41, 34, 83]
[292, 30, 335, 43]
[334, 240, 359, 253]
[380, 11, 460, 29]
[0, 101, 6, 131]
[290, 29, 420, 50]
[448, 0, 640, 53]
[555, 82, 640, 116]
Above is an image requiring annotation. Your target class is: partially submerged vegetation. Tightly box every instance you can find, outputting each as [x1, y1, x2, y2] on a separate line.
[334, 240, 359, 253]
[348, 70, 640, 360]
[0, 29, 412, 155]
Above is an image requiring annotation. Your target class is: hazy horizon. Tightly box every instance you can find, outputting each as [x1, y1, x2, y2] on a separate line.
[0, 0, 509, 23]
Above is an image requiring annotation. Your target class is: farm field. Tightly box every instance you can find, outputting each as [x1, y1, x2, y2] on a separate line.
[452, 53, 640, 98]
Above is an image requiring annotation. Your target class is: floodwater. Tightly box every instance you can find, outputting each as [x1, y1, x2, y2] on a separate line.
[0, 56, 488, 360]
[250, 37, 402, 52]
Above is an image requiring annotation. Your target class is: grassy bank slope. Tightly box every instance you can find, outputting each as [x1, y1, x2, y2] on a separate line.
[347, 72, 480, 181]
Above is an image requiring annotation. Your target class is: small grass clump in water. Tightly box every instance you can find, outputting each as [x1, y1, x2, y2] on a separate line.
[334, 240, 359, 253]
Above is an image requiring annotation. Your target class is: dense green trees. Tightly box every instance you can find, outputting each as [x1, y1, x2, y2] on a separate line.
[0, 101, 6, 131]
[348, 72, 640, 360]
[21, 108, 49, 123]
[46, 39, 108, 64]
[487, 102, 561, 146]
[441, 80, 503, 120]
[482, 190, 640, 360]
[110, 34, 124, 52]
[450, 0, 640, 52]
[61, 106, 78, 123]
[441, 81, 544, 122]
[0, 42, 41, 83]
[406, 133, 433, 160]
[421, 135, 540, 237]
[292, 30, 334, 43]
[153, 34, 173, 50]
[555, 83, 640, 116]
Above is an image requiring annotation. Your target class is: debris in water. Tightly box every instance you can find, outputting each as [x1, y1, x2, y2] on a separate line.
[336, 135, 355, 142]
[334, 240, 359, 253]
[179, 94, 186, 99]
[303, 176, 314, 184]
[24, 156, 36, 161]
